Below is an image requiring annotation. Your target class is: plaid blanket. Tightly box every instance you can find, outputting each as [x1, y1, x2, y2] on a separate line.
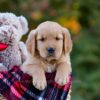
[0, 66, 72, 100]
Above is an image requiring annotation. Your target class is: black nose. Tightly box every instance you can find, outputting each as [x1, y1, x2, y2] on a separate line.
[47, 48, 55, 54]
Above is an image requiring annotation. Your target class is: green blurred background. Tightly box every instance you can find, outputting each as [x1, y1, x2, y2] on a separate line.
[0, 0, 100, 100]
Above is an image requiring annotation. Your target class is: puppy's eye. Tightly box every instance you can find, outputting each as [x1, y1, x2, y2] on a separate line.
[39, 38, 45, 42]
[55, 37, 61, 41]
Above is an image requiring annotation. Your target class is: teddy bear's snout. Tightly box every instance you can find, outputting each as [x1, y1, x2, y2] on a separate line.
[0, 26, 12, 36]
[0, 25, 16, 43]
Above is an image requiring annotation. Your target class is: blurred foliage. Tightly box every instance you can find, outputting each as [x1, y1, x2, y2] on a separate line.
[0, 0, 100, 100]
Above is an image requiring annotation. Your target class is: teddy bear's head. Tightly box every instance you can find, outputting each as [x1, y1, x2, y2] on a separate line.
[0, 13, 28, 45]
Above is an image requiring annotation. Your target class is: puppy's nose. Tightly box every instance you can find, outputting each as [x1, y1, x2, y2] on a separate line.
[47, 47, 55, 54]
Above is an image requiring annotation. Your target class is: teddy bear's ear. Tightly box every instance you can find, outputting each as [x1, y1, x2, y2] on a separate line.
[18, 16, 28, 35]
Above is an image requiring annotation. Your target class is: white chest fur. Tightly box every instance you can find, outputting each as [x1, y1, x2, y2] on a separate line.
[45, 64, 56, 73]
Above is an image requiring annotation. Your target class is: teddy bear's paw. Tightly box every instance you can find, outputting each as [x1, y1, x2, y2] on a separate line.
[32, 76, 47, 90]
[0, 63, 8, 71]
[55, 73, 69, 86]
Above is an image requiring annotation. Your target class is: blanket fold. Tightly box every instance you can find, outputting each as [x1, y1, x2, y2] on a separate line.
[0, 66, 72, 100]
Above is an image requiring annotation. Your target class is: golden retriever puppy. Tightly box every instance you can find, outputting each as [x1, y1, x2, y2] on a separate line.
[21, 21, 72, 91]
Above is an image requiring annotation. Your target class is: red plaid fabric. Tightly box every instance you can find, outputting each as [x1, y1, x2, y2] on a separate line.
[0, 66, 72, 100]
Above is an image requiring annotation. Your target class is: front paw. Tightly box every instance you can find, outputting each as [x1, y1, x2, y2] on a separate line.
[32, 75, 47, 90]
[55, 73, 69, 86]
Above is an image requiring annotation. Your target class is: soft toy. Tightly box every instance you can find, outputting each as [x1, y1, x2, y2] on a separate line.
[0, 12, 28, 71]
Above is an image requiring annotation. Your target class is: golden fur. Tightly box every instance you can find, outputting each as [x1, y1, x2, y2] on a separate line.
[21, 21, 72, 95]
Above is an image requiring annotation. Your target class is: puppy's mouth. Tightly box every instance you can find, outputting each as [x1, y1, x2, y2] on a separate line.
[39, 50, 59, 61]
[47, 53, 55, 57]
[45, 54, 58, 61]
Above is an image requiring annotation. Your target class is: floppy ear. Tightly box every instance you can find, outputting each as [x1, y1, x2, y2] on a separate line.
[26, 30, 37, 56]
[62, 27, 72, 54]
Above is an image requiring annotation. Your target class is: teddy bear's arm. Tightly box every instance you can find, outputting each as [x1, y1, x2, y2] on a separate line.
[19, 41, 28, 63]
[0, 63, 8, 71]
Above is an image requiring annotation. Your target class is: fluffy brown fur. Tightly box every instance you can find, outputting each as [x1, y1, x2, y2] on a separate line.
[21, 21, 72, 94]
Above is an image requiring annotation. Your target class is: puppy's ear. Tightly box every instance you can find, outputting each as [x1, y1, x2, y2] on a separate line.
[62, 27, 72, 54]
[26, 30, 37, 56]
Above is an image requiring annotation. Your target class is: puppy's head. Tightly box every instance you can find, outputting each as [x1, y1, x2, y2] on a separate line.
[26, 21, 72, 61]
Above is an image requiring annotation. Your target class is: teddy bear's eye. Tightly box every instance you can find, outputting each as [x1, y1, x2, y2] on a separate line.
[9, 40, 12, 43]
[5, 23, 9, 25]
[13, 25, 18, 29]
[0, 22, 2, 26]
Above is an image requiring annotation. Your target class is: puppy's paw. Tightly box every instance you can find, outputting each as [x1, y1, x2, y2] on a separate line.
[32, 76, 47, 90]
[55, 73, 69, 86]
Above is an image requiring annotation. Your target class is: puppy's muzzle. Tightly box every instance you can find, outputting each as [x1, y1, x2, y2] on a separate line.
[47, 47, 55, 55]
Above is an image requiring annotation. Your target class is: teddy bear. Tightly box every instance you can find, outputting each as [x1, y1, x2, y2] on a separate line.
[0, 12, 28, 71]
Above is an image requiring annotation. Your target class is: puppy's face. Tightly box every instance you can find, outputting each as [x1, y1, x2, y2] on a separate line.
[26, 21, 72, 61]
[37, 26, 63, 61]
